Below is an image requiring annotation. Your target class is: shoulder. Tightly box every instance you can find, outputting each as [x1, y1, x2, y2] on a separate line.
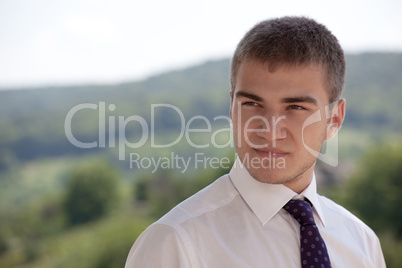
[318, 195, 377, 237]
[157, 173, 239, 227]
[318, 195, 386, 267]
[125, 222, 192, 267]
[125, 174, 239, 267]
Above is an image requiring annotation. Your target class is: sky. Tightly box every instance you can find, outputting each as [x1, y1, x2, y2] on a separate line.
[0, 0, 401, 89]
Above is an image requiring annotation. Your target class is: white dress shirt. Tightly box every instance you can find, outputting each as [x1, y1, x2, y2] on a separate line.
[125, 158, 386, 267]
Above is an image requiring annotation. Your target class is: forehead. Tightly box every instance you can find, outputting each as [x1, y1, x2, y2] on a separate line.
[234, 60, 329, 102]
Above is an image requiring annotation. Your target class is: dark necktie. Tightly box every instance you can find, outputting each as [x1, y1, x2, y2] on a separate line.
[283, 199, 332, 268]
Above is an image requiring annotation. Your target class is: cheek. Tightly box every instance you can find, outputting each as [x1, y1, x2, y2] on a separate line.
[232, 108, 260, 135]
[281, 115, 307, 141]
[231, 107, 246, 142]
[287, 110, 327, 135]
[300, 120, 327, 147]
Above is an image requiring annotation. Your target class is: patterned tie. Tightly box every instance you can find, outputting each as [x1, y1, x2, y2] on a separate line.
[283, 199, 331, 268]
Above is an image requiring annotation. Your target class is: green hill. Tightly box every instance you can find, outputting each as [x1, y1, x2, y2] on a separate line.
[0, 53, 401, 168]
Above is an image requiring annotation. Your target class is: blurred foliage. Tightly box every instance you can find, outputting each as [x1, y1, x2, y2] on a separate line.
[329, 141, 402, 266]
[0, 157, 147, 268]
[0, 59, 230, 164]
[0, 151, 235, 267]
[0, 53, 401, 267]
[379, 232, 402, 268]
[25, 212, 152, 268]
[63, 159, 120, 225]
[340, 142, 402, 237]
[344, 53, 402, 133]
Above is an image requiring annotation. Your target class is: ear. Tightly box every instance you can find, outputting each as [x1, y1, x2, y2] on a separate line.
[325, 99, 346, 140]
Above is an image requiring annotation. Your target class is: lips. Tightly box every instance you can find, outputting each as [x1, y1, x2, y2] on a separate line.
[254, 147, 289, 158]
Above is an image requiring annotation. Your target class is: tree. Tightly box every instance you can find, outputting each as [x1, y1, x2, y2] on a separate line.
[64, 159, 119, 226]
[342, 142, 402, 237]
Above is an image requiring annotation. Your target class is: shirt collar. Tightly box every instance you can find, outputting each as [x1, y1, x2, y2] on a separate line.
[299, 173, 327, 227]
[229, 157, 326, 227]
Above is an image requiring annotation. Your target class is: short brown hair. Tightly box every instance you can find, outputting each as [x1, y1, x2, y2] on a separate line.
[230, 16, 345, 102]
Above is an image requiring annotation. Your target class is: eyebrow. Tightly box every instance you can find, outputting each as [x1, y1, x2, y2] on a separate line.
[235, 90, 318, 106]
[281, 96, 318, 105]
[235, 91, 263, 102]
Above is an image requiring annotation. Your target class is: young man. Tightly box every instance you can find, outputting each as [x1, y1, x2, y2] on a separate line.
[125, 16, 386, 267]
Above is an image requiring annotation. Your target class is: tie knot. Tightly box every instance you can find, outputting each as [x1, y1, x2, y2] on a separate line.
[283, 199, 315, 226]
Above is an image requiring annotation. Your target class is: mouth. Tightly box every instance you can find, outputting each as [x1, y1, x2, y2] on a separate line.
[254, 148, 289, 158]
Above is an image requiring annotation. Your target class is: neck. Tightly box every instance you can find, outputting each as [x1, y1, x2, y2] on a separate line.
[283, 165, 315, 194]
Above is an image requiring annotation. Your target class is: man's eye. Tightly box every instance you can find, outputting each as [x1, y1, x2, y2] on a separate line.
[242, 101, 259, 107]
[287, 105, 305, 110]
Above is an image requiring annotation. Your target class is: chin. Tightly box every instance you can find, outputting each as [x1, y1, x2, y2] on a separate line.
[248, 167, 292, 185]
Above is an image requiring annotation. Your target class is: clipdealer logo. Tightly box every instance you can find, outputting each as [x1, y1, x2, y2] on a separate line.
[64, 102, 232, 160]
[64, 102, 340, 170]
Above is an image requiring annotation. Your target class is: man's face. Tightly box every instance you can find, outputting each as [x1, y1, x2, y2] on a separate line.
[230, 60, 344, 193]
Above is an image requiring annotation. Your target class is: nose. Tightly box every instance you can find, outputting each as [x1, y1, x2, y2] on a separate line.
[256, 114, 287, 142]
